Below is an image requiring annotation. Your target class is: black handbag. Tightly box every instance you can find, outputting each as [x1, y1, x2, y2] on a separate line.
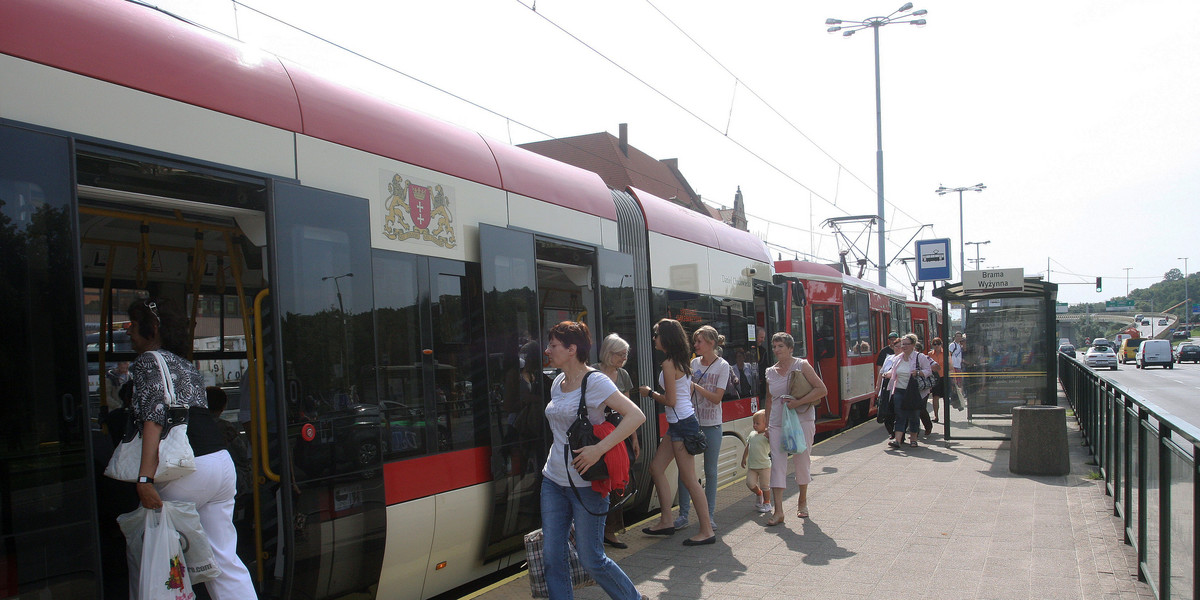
[899, 383, 924, 411]
[682, 427, 707, 455]
[565, 372, 608, 481]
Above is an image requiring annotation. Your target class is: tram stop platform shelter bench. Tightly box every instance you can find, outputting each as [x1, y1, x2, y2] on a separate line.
[933, 276, 1065, 473]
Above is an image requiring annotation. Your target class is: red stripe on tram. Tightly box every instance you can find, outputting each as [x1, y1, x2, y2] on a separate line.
[383, 447, 492, 505]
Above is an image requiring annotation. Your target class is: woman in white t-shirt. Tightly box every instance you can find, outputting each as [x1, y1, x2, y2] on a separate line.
[674, 325, 730, 531]
[638, 319, 716, 545]
[540, 321, 646, 600]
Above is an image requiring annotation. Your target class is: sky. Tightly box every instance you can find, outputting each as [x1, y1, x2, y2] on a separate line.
[151, 0, 1200, 305]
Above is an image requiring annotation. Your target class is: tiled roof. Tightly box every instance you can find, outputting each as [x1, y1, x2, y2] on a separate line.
[519, 131, 702, 211]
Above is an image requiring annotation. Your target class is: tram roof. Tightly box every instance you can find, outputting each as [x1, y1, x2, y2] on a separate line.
[628, 187, 770, 263]
[774, 259, 905, 300]
[0, 0, 617, 220]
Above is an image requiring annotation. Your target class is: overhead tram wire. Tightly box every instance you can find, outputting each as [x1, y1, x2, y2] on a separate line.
[641, 0, 930, 233]
[509, 0, 852, 218]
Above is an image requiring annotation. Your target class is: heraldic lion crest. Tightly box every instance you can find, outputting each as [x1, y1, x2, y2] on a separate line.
[383, 174, 457, 249]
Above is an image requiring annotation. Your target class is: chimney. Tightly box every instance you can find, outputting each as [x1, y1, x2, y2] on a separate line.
[618, 123, 628, 156]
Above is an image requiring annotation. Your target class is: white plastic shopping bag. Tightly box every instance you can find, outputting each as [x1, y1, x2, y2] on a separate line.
[125, 505, 195, 599]
[118, 501, 220, 586]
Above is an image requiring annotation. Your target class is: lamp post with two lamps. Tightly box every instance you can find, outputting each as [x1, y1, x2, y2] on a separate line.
[826, 3, 927, 287]
[964, 240, 990, 272]
[935, 183, 986, 280]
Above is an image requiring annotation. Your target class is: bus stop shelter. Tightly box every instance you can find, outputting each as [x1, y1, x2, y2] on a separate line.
[933, 276, 1059, 440]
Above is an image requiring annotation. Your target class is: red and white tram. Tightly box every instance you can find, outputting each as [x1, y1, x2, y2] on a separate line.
[772, 260, 920, 432]
[0, 1, 780, 598]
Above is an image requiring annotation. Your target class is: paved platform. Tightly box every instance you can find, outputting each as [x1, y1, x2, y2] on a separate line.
[467, 400, 1153, 600]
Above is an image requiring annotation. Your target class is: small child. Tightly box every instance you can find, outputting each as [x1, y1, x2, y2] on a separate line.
[740, 409, 773, 513]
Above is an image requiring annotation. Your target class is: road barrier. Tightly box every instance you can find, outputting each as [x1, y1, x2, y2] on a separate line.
[1060, 353, 1200, 599]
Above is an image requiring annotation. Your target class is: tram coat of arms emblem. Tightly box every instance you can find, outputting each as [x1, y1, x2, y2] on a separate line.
[382, 173, 457, 249]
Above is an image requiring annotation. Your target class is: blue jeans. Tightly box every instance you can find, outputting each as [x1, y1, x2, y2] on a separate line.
[540, 478, 639, 600]
[677, 424, 722, 522]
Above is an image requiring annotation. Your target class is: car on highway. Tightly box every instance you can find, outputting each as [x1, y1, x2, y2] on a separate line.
[1174, 343, 1200, 364]
[1091, 337, 1113, 350]
[1058, 343, 1076, 358]
[1136, 339, 1174, 369]
[1134, 313, 1144, 323]
[1159, 318, 1169, 326]
[1142, 319, 1151, 326]
[1117, 337, 1146, 364]
[1084, 346, 1118, 371]
[1173, 329, 1190, 340]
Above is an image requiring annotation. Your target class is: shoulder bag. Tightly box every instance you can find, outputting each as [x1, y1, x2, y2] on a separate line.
[104, 351, 197, 482]
[564, 372, 636, 516]
[786, 360, 819, 414]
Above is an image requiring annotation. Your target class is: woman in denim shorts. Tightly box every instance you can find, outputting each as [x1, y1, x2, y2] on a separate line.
[638, 319, 716, 546]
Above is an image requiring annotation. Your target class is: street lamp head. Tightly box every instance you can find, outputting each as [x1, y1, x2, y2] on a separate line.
[910, 19, 927, 26]
[843, 29, 856, 37]
[899, 2, 913, 11]
[827, 26, 842, 32]
[912, 9, 928, 16]
[826, 18, 842, 24]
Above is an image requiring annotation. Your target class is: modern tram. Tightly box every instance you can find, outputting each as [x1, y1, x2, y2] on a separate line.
[0, 1, 935, 598]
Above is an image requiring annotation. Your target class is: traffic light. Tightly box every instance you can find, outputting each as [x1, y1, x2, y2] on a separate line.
[1096, 277, 1102, 292]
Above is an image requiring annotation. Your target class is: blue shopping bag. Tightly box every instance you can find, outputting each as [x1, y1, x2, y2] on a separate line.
[781, 407, 807, 454]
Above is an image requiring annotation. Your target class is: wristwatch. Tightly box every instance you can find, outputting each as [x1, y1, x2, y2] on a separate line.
[137, 476, 154, 484]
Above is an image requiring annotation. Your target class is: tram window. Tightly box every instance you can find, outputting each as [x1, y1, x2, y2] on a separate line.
[373, 252, 424, 459]
[431, 269, 487, 453]
[790, 301, 807, 358]
[843, 288, 872, 357]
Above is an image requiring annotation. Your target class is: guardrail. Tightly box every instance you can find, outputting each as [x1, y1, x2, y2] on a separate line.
[1059, 353, 1200, 599]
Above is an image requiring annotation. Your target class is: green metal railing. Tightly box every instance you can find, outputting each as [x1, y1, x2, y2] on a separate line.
[1060, 353, 1200, 599]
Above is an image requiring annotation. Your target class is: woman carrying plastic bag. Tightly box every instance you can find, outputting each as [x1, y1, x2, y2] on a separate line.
[139, 506, 194, 600]
[119, 500, 221, 591]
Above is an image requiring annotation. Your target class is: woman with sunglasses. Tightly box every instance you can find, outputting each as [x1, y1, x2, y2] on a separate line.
[639, 319, 716, 545]
[126, 299, 257, 599]
[763, 332, 826, 525]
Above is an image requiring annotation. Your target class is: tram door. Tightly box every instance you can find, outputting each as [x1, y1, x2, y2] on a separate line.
[0, 125, 100, 597]
[811, 305, 841, 413]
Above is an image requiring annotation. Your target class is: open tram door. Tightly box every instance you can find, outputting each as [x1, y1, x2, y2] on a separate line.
[753, 279, 786, 400]
[478, 224, 643, 557]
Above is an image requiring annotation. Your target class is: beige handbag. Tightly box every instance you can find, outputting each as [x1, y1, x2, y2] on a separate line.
[104, 351, 196, 482]
[786, 361, 817, 413]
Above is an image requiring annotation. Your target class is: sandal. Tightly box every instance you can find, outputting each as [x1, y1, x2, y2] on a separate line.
[909, 440, 919, 447]
[765, 516, 785, 526]
[796, 507, 809, 518]
[887, 440, 900, 449]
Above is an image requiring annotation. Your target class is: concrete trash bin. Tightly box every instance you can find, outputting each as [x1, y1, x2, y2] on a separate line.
[1009, 405, 1069, 476]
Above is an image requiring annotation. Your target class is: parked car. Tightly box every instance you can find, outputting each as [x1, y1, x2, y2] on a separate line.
[1174, 343, 1200, 364]
[1136, 339, 1173, 369]
[1084, 346, 1118, 371]
[1117, 338, 1146, 364]
[1057, 344, 1076, 358]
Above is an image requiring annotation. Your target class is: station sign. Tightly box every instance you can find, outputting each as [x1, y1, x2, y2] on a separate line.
[915, 238, 951, 282]
[1056, 302, 1068, 314]
[963, 268, 1024, 293]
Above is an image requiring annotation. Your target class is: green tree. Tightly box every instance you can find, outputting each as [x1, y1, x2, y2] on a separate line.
[1165, 268, 1183, 282]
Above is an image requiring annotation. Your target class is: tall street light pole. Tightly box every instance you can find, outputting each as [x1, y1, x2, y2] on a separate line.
[1123, 267, 1132, 296]
[965, 240, 990, 273]
[936, 183, 986, 280]
[826, 3, 927, 287]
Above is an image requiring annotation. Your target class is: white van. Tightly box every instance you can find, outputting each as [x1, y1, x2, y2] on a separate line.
[1136, 339, 1173, 369]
